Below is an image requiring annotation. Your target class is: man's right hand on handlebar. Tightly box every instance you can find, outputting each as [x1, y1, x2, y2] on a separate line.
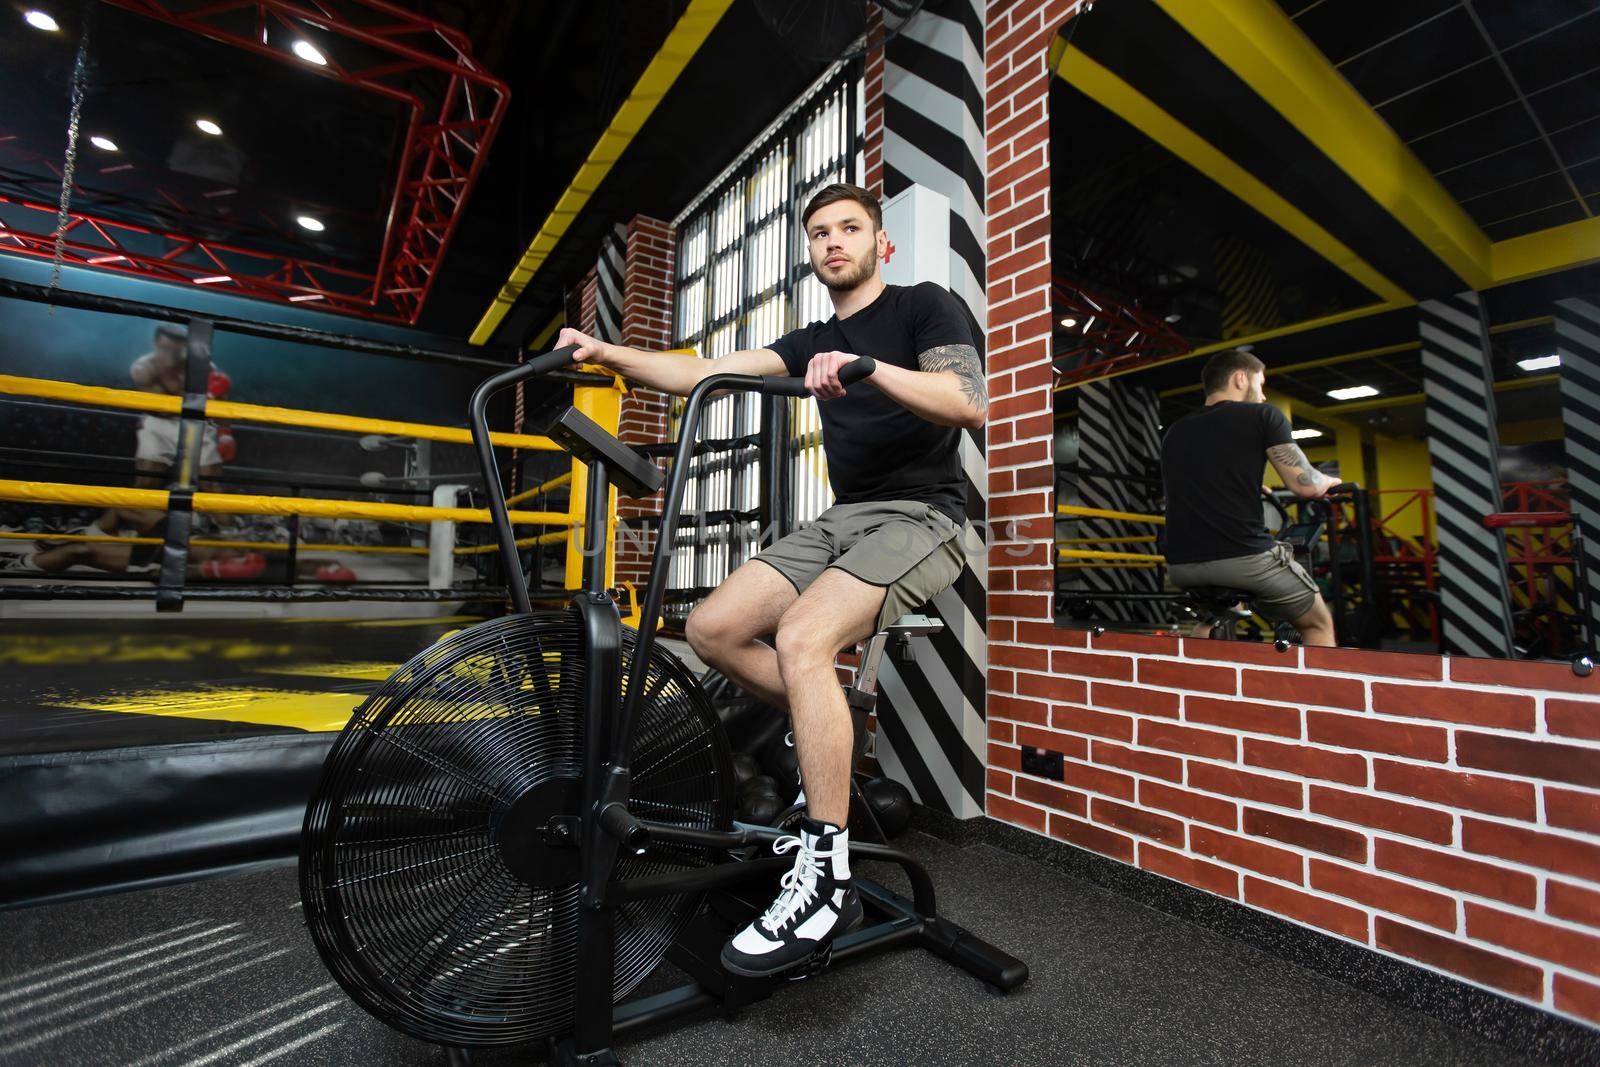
[556, 327, 610, 368]
[1314, 476, 1345, 498]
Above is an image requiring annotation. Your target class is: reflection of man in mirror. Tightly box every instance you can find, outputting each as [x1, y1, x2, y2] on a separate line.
[1161, 349, 1340, 646]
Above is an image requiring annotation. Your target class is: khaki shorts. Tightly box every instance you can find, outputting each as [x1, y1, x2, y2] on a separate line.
[753, 500, 964, 630]
[1168, 542, 1320, 624]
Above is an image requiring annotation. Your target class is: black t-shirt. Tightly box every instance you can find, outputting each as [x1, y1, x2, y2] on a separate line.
[767, 282, 976, 525]
[1160, 401, 1294, 564]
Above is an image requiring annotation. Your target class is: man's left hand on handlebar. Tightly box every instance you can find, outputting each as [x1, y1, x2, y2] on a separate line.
[806, 350, 864, 400]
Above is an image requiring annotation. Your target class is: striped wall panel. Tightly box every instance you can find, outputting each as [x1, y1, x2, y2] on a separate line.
[595, 223, 626, 344]
[1214, 234, 1283, 341]
[1554, 297, 1600, 636]
[1418, 292, 1516, 659]
[1068, 379, 1164, 624]
[871, 0, 988, 818]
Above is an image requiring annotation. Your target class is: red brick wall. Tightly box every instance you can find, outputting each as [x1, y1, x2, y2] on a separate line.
[983, 0, 1600, 1029]
[863, 8, 885, 195]
[614, 216, 677, 590]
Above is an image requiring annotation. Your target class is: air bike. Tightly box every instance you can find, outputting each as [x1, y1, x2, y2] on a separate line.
[298, 348, 1029, 1064]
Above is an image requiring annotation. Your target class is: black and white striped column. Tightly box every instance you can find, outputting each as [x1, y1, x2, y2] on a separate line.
[872, 0, 988, 818]
[1554, 297, 1600, 631]
[1069, 378, 1164, 624]
[595, 223, 626, 344]
[1418, 292, 1516, 659]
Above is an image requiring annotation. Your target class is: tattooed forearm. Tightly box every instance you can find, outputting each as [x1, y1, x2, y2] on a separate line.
[918, 343, 988, 420]
[1266, 443, 1331, 489]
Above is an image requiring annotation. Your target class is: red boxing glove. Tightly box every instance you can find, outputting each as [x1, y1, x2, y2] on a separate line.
[200, 551, 265, 580]
[315, 563, 357, 583]
[216, 423, 236, 462]
[207, 368, 231, 398]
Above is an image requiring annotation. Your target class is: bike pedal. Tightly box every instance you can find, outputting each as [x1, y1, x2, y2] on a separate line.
[785, 944, 833, 981]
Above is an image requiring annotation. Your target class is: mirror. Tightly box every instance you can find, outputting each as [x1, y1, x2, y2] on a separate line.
[1048, 1, 1600, 664]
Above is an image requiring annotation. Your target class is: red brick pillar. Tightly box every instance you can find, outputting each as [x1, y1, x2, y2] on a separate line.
[614, 215, 677, 593]
[579, 269, 599, 334]
[863, 8, 886, 196]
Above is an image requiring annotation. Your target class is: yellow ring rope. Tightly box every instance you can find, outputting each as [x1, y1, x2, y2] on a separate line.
[0, 480, 568, 527]
[1056, 504, 1165, 525]
[0, 374, 562, 452]
[1058, 548, 1167, 562]
[0, 528, 571, 556]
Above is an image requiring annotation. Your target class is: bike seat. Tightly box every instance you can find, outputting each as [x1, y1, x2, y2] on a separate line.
[1184, 586, 1256, 612]
[882, 613, 943, 639]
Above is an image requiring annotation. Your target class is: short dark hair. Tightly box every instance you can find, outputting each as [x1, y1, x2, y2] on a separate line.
[800, 182, 882, 233]
[1201, 349, 1264, 395]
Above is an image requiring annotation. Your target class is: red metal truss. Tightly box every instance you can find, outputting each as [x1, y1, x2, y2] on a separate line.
[0, 192, 390, 317]
[2, 0, 508, 323]
[1051, 277, 1192, 387]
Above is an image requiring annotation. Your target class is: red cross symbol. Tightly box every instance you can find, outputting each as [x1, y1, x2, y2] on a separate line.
[883, 238, 896, 264]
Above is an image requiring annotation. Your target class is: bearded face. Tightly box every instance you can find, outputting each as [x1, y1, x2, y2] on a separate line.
[805, 200, 885, 293]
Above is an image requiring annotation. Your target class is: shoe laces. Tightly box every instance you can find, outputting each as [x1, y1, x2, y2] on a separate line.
[760, 836, 822, 934]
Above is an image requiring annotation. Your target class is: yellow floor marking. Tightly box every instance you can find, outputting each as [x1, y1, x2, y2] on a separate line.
[0, 636, 295, 666]
[52, 687, 364, 732]
[350, 616, 480, 629]
[263, 662, 402, 682]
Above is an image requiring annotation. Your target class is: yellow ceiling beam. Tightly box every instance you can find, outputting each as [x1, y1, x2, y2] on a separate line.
[469, 0, 736, 345]
[1053, 301, 1399, 393]
[1157, 318, 1553, 398]
[1491, 217, 1600, 286]
[1154, 0, 1493, 290]
[1319, 373, 1559, 417]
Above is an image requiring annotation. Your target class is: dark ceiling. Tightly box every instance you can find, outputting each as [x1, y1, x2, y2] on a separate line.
[1049, 76, 1379, 348]
[1276, 0, 1600, 241]
[0, 2, 411, 269]
[1, 1, 845, 341]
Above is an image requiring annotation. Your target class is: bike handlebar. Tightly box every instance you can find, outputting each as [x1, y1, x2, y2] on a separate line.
[526, 347, 878, 397]
[467, 345, 879, 643]
[758, 356, 877, 395]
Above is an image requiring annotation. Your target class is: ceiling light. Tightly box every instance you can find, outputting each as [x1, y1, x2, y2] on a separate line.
[288, 293, 325, 302]
[292, 39, 327, 65]
[1164, 313, 1182, 323]
[1327, 385, 1379, 401]
[1059, 317, 1077, 328]
[296, 215, 325, 232]
[195, 119, 222, 136]
[25, 10, 59, 31]
[1518, 354, 1560, 372]
[1291, 428, 1324, 440]
[87, 254, 128, 265]
[89, 136, 118, 152]
[193, 274, 232, 285]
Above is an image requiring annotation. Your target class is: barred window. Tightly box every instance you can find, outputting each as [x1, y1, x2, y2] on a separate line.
[668, 63, 863, 604]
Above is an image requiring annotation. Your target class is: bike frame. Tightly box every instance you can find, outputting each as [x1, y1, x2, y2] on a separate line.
[466, 352, 986, 1062]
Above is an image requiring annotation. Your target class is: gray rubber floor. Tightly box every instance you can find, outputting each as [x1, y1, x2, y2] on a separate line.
[0, 829, 1538, 1067]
